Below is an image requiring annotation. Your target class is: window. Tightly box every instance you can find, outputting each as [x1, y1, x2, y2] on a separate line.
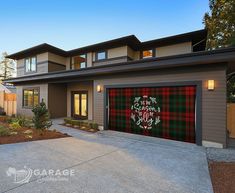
[142, 49, 154, 59]
[72, 54, 87, 69]
[23, 88, 39, 108]
[25, 56, 36, 73]
[96, 51, 107, 61]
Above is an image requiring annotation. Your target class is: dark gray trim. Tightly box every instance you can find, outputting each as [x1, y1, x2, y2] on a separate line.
[18, 60, 66, 70]
[5, 47, 235, 84]
[93, 56, 131, 64]
[42, 60, 66, 67]
[103, 81, 202, 145]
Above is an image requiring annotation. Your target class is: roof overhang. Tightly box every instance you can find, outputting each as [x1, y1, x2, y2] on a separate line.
[5, 47, 235, 85]
[6, 44, 67, 60]
[6, 29, 207, 60]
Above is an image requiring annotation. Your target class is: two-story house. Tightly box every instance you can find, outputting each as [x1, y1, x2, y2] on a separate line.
[5, 29, 235, 148]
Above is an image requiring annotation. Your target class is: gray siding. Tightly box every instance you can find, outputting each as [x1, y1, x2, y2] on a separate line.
[93, 65, 227, 147]
[16, 84, 48, 117]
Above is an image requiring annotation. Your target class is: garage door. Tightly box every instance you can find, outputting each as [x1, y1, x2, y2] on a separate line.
[108, 86, 196, 143]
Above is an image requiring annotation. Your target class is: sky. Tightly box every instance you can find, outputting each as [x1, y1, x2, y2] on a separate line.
[0, 0, 209, 55]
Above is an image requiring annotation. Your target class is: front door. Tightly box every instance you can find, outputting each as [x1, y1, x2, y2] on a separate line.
[71, 91, 88, 120]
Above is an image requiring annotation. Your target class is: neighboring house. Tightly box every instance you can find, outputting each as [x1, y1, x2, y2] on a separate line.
[0, 83, 12, 93]
[0, 83, 16, 94]
[5, 29, 235, 148]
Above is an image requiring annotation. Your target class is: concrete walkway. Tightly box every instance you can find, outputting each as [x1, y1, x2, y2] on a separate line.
[0, 120, 213, 193]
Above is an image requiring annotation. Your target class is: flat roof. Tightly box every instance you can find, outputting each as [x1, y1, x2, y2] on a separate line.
[7, 29, 207, 60]
[5, 46, 235, 84]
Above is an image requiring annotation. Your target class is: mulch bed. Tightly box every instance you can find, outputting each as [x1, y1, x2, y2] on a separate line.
[61, 123, 99, 133]
[209, 161, 235, 193]
[0, 122, 70, 145]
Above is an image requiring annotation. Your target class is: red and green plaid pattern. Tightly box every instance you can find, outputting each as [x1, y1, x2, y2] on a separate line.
[108, 86, 196, 143]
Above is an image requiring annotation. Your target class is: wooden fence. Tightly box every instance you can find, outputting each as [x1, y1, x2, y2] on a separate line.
[227, 103, 235, 138]
[0, 91, 16, 116]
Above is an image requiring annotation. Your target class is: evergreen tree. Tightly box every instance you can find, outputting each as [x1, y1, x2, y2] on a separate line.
[32, 101, 52, 130]
[204, 0, 235, 50]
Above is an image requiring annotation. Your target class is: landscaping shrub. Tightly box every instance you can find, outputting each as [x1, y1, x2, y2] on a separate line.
[32, 101, 52, 130]
[92, 123, 99, 130]
[14, 115, 32, 128]
[89, 122, 98, 130]
[9, 121, 21, 130]
[71, 120, 80, 126]
[64, 118, 99, 130]
[64, 118, 73, 125]
[0, 125, 10, 136]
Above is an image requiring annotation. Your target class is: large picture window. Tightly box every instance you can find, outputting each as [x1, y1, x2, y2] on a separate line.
[23, 88, 39, 108]
[25, 56, 36, 73]
[72, 54, 87, 69]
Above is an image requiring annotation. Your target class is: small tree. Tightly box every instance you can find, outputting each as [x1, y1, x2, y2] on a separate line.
[32, 101, 52, 130]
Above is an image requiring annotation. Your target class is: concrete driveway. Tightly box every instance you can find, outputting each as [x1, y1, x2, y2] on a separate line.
[0, 123, 213, 193]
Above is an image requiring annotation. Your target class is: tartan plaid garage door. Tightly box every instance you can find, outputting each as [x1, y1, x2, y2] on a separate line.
[108, 86, 196, 143]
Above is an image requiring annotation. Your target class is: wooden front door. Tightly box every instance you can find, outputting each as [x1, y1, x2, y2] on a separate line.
[71, 91, 88, 120]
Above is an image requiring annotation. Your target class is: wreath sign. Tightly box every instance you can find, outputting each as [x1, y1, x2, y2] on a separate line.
[131, 95, 160, 130]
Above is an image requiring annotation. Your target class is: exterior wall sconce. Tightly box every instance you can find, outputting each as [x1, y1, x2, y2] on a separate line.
[97, 85, 101, 92]
[208, 80, 215, 91]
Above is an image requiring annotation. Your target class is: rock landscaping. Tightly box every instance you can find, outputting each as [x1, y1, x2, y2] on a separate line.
[206, 147, 235, 193]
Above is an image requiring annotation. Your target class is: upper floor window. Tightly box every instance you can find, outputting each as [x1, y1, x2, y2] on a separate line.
[72, 54, 87, 69]
[23, 88, 39, 108]
[96, 51, 107, 61]
[25, 56, 36, 73]
[142, 49, 154, 59]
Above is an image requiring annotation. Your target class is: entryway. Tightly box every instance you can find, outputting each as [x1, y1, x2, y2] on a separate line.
[71, 91, 88, 119]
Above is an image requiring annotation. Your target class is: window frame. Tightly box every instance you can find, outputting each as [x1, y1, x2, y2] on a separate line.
[24, 56, 37, 74]
[95, 50, 107, 61]
[22, 88, 40, 108]
[141, 49, 155, 59]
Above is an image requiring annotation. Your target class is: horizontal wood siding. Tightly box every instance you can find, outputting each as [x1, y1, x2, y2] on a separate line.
[48, 83, 67, 118]
[48, 62, 66, 72]
[93, 64, 227, 146]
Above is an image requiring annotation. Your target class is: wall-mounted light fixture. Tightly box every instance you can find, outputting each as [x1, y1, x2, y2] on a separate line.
[208, 80, 215, 91]
[97, 85, 101, 92]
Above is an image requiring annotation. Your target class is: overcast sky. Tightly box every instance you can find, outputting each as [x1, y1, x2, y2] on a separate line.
[0, 0, 209, 55]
